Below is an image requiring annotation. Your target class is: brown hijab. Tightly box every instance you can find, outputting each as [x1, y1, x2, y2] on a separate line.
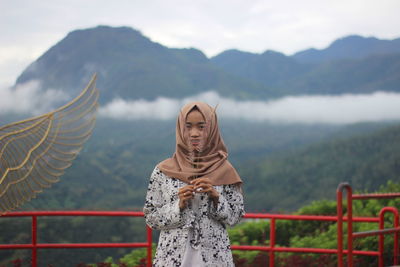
[158, 102, 242, 186]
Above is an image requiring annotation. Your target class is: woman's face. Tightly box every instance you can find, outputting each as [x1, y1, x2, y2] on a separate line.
[185, 109, 207, 152]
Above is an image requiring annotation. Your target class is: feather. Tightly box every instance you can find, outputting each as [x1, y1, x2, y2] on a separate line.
[0, 74, 99, 214]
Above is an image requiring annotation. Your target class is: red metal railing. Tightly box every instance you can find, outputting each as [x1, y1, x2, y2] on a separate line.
[233, 212, 380, 266]
[0, 183, 399, 267]
[337, 182, 400, 267]
[0, 211, 152, 267]
[0, 211, 386, 266]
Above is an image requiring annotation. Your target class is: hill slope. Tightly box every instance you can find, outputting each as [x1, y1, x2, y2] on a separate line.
[19, 119, 399, 213]
[240, 123, 400, 211]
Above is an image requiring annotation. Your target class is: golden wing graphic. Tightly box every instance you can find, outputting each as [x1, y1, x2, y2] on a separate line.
[0, 74, 99, 214]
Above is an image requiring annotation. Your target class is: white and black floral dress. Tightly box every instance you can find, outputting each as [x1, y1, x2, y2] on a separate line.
[143, 167, 244, 267]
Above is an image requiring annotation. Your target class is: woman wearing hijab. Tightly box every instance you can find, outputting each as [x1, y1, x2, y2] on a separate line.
[143, 102, 244, 267]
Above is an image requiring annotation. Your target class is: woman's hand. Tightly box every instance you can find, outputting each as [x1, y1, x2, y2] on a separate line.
[178, 185, 194, 210]
[191, 178, 220, 206]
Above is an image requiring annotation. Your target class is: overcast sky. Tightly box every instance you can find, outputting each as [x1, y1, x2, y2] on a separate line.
[0, 0, 400, 87]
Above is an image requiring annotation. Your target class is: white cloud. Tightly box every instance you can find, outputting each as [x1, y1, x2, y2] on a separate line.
[99, 97, 180, 120]
[99, 91, 400, 124]
[2, 85, 400, 124]
[0, 81, 69, 116]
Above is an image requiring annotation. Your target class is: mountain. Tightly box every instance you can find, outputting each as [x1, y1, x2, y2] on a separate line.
[211, 49, 311, 91]
[286, 53, 400, 94]
[15, 26, 400, 103]
[211, 36, 400, 96]
[15, 26, 275, 103]
[293, 35, 400, 63]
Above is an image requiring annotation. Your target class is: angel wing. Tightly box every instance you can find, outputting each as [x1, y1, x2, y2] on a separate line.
[0, 74, 99, 214]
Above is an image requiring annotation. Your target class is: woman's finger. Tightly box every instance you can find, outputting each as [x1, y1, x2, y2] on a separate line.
[191, 178, 212, 186]
[198, 187, 211, 193]
[179, 185, 194, 200]
[179, 185, 194, 194]
[194, 182, 211, 191]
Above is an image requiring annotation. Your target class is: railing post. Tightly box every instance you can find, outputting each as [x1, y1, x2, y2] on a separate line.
[379, 207, 399, 267]
[32, 215, 37, 267]
[337, 183, 353, 267]
[146, 226, 152, 267]
[395, 212, 399, 266]
[269, 218, 275, 267]
[347, 185, 353, 267]
[337, 187, 343, 267]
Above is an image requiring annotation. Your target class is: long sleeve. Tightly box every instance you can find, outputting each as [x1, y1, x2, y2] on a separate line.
[143, 167, 194, 230]
[209, 184, 244, 227]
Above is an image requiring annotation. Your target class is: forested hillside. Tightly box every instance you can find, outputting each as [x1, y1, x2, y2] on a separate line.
[16, 120, 400, 214]
[240, 123, 400, 211]
[17, 119, 347, 211]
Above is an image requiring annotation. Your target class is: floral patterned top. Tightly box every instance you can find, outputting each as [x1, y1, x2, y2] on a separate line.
[143, 167, 245, 267]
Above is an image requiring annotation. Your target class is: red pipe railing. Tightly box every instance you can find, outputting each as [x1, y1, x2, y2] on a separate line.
[337, 183, 353, 267]
[0, 211, 379, 267]
[0, 211, 152, 267]
[378, 207, 399, 266]
[232, 212, 379, 266]
[337, 183, 400, 267]
[0, 183, 398, 267]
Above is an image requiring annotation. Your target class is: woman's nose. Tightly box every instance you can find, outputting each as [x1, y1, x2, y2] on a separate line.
[190, 128, 200, 137]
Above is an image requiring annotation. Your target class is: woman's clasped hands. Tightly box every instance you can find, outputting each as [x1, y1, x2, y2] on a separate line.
[178, 177, 220, 210]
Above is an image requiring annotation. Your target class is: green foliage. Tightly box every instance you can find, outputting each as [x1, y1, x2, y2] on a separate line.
[229, 220, 270, 265]
[99, 244, 156, 267]
[229, 180, 400, 266]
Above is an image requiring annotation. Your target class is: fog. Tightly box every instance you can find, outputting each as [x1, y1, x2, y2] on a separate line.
[99, 91, 400, 124]
[1, 83, 400, 125]
[0, 80, 68, 116]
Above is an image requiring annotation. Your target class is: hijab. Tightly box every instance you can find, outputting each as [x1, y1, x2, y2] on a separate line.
[158, 102, 242, 186]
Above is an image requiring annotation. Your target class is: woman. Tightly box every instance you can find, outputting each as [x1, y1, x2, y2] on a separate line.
[143, 102, 244, 267]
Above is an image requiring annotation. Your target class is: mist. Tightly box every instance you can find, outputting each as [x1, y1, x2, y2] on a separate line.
[0, 80, 68, 116]
[2, 84, 400, 125]
[99, 91, 400, 124]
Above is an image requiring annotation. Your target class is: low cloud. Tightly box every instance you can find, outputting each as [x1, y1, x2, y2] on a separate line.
[2, 87, 400, 125]
[99, 91, 400, 124]
[0, 80, 69, 116]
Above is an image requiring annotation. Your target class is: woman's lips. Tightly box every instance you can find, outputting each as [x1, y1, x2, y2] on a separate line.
[191, 140, 200, 146]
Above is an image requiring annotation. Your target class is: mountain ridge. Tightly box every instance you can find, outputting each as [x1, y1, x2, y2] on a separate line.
[292, 35, 400, 63]
[16, 25, 275, 103]
[14, 25, 400, 103]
